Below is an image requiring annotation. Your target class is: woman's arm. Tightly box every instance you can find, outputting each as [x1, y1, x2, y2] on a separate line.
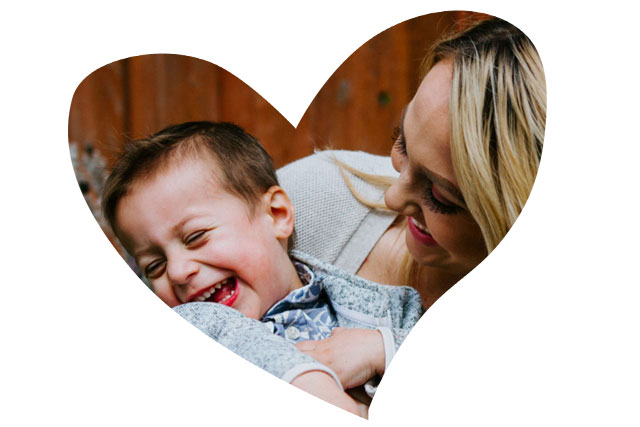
[173, 302, 366, 417]
[291, 370, 367, 418]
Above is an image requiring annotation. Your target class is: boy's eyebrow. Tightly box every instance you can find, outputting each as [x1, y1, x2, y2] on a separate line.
[400, 104, 466, 205]
[171, 217, 192, 236]
[132, 246, 153, 260]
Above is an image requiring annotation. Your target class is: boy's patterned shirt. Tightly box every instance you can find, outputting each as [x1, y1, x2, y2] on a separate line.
[261, 261, 338, 343]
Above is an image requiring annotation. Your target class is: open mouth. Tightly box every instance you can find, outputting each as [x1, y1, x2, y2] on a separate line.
[191, 277, 238, 306]
[410, 217, 430, 234]
[408, 217, 438, 246]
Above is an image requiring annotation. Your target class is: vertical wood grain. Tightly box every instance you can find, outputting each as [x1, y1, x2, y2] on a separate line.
[68, 12, 488, 169]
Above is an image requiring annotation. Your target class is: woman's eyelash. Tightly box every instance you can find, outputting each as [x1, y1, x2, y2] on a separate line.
[391, 126, 407, 156]
[423, 181, 461, 215]
[391, 125, 460, 215]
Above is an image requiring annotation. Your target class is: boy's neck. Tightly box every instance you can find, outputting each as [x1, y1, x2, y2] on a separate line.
[288, 258, 305, 292]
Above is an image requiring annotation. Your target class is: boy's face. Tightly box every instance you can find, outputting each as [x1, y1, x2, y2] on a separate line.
[114, 157, 299, 319]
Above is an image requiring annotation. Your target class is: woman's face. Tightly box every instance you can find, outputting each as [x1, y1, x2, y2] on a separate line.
[385, 59, 487, 277]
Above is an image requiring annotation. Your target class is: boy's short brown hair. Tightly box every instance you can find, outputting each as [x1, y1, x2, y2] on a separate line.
[102, 121, 279, 236]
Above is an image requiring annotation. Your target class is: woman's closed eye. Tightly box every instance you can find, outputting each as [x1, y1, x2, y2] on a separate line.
[423, 180, 461, 215]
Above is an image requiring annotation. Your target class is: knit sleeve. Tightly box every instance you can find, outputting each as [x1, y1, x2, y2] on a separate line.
[277, 150, 398, 274]
[174, 302, 342, 387]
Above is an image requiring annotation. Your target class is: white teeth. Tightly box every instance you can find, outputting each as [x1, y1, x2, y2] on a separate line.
[192, 278, 234, 302]
[215, 278, 230, 290]
[411, 217, 430, 234]
[218, 288, 236, 304]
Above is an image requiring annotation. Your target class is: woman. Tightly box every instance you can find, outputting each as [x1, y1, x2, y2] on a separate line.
[281, 16, 545, 308]
[281, 16, 545, 387]
[121, 16, 544, 417]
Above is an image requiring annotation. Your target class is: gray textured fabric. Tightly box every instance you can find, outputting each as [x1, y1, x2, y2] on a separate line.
[173, 251, 423, 387]
[174, 302, 341, 385]
[291, 250, 423, 351]
[277, 150, 399, 274]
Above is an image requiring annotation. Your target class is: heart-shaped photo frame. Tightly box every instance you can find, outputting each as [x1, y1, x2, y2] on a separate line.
[68, 10, 545, 419]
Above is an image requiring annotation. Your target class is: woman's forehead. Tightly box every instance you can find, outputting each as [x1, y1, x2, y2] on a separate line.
[413, 59, 453, 113]
[405, 59, 456, 184]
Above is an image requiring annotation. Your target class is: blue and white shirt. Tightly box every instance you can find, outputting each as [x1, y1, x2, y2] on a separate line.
[261, 261, 338, 343]
[175, 251, 423, 395]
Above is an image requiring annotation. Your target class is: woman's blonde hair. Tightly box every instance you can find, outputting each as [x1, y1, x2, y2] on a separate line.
[332, 154, 416, 286]
[425, 17, 546, 251]
[334, 17, 545, 285]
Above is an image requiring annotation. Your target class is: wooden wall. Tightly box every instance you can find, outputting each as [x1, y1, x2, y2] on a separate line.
[68, 11, 489, 265]
[68, 11, 488, 169]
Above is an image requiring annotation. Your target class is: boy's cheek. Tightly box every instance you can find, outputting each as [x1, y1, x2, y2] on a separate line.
[235, 292, 262, 320]
[153, 282, 182, 307]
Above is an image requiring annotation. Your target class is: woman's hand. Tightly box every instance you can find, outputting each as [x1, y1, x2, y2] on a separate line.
[295, 327, 385, 390]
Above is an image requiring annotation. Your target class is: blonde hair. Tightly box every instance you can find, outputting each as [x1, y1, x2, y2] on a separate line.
[333, 17, 545, 285]
[332, 154, 417, 286]
[426, 17, 546, 251]
[331, 155, 394, 209]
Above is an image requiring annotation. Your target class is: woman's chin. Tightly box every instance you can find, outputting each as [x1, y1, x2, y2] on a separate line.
[406, 230, 447, 267]
[406, 234, 482, 281]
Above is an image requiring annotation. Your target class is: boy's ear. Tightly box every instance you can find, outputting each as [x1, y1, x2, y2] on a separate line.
[262, 186, 295, 241]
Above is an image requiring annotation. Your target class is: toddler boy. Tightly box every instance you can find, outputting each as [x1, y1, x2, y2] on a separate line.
[102, 121, 422, 416]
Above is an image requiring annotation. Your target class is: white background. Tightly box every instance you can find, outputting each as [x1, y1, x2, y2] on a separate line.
[2, 1, 639, 426]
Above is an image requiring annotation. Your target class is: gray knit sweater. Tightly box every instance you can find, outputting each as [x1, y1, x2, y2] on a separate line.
[175, 151, 413, 390]
[277, 150, 399, 274]
[174, 251, 422, 388]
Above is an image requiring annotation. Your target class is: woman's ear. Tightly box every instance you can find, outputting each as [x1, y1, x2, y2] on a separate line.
[262, 186, 295, 242]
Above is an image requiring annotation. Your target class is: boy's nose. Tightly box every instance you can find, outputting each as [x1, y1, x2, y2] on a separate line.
[166, 254, 199, 289]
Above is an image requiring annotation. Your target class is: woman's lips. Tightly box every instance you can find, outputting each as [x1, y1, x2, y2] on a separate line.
[407, 217, 438, 247]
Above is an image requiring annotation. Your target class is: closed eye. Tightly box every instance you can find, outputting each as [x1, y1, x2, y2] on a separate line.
[185, 230, 207, 247]
[144, 259, 166, 278]
[421, 178, 462, 215]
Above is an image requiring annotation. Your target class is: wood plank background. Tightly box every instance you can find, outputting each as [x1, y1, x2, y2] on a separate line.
[68, 11, 489, 261]
[69, 11, 488, 168]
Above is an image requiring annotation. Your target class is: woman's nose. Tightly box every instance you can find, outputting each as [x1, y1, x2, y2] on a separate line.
[385, 175, 420, 218]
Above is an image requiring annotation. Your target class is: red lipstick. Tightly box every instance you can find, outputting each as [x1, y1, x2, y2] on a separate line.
[407, 217, 438, 247]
